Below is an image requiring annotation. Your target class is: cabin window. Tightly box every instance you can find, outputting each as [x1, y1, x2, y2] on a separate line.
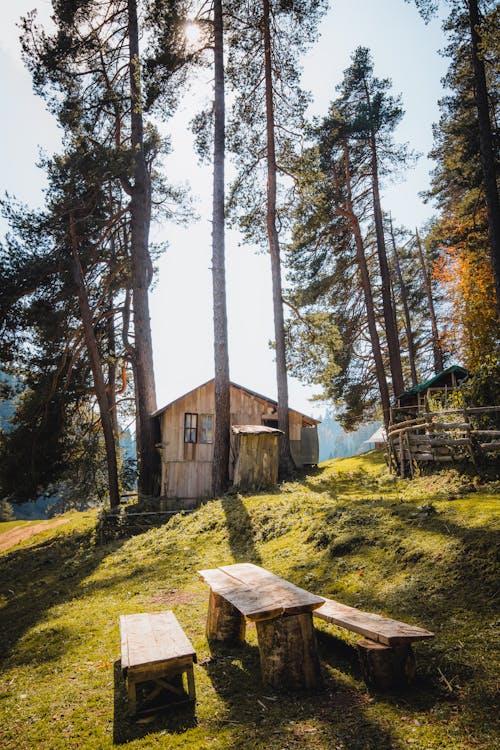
[200, 414, 213, 444]
[184, 413, 198, 443]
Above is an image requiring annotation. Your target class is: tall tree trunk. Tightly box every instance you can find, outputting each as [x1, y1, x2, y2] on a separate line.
[69, 212, 121, 508]
[263, 0, 295, 478]
[343, 138, 392, 427]
[415, 228, 444, 374]
[389, 217, 418, 387]
[362, 81, 405, 398]
[468, 0, 500, 322]
[211, 0, 231, 497]
[106, 296, 120, 439]
[128, 0, 159, 497]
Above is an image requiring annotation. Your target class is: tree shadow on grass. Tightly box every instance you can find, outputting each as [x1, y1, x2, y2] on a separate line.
[220, 495, 262, 564]
[0, 528, 125, 665]
[112, 660, 197, 745]
[316, 627, 446, 713]
[201, 634, 398, 749]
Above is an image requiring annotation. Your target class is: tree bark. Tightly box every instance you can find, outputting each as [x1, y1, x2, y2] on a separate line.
[415, 228, 444, 374]
[205, 589, 246, 643]
[106, 296, 120, 439]
[357, 638, 416, 690]
[128, 0, 159, 497]
[389, 217, 418, 387]
[211, 0, 231, 498]
[255, 612, 322, 690]
[69, 212, 121, 508]
[467, 0, 500, 322]
[263, 0, 295, 478]
[343, 137, 392, 428]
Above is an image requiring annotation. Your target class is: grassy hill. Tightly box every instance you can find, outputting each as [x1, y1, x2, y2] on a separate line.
[0, 451, 498, 749]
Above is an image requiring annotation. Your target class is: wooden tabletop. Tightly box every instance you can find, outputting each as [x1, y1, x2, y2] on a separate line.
[198, 563, 325, 622]
[120, 611, 196, 671]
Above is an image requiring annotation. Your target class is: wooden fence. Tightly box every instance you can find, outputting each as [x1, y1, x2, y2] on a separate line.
[387, 406, 500, 477]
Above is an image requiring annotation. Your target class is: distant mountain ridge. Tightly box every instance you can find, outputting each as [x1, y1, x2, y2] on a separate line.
[317, 412, 380, 462]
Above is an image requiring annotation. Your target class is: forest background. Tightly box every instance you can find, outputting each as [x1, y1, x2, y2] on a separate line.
[0, 0, 497, 512]
[0, 0, 446, 415]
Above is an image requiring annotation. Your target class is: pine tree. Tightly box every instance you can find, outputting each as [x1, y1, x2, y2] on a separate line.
[19, 0, 184, 497]
[226, 0, 327, 476]
[408, 0, 500, 320]
[424, 1, 499, 363]
[286, 112, 392, 428]
[337, 47, 409, 398]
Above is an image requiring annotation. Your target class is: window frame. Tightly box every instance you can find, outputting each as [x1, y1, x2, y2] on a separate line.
[184, 412, 198, 444]
[199, 413, 214, 444]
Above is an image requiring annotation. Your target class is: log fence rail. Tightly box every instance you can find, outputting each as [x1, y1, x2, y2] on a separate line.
[387, 406, 500, 477]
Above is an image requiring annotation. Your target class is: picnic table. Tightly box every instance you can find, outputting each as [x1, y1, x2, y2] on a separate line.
[198, 563, 325, 689]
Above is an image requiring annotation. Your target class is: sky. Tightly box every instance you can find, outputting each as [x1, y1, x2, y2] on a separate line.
[0, 0, 449, 418]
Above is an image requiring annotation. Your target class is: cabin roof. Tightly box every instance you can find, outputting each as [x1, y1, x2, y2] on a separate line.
[232, 424, 283, 435]
[152, 379, 320, 425]
[396, 365, 470, 399]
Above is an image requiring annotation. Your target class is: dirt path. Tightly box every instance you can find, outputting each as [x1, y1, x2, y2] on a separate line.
[0, 518, 69, 552]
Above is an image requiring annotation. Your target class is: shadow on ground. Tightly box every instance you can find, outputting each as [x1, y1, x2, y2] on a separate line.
[112, 661, 197, 745]
[221, 495, 262, 564]
[0, 528, 124, 663]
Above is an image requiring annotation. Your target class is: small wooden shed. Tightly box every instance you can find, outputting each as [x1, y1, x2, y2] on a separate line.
[153, 380, 320, 499]
[231, 425, 282, 491]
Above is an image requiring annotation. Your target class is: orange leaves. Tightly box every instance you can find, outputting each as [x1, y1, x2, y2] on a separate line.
[431, 209, 497, 369]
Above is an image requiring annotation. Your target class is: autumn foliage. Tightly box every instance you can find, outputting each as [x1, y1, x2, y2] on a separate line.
[432, 210, 498, 369]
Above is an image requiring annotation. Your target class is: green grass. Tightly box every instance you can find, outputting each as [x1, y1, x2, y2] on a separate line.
[0, 450, 498, 749]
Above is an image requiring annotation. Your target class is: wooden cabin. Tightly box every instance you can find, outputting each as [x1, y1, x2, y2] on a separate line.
[394, 365, 470, 416]
[153, 380, 320, 499]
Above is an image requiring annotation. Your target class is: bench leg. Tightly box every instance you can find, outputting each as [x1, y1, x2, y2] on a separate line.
[126, 676, 137, 716]
[206, 588, 246, 644]
[186, 664, 196, 702]
[255, 611, 322, 690]
[357, 639, 416, 690]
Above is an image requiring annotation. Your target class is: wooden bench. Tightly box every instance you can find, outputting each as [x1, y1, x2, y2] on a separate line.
[120, 611, 196, 715]
[314, 598, 434, 689]
[198, 563, 325, 690]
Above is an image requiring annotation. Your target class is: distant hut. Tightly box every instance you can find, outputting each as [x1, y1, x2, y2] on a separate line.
[153, 380, 319, 499]
[363, 426, 387, 450]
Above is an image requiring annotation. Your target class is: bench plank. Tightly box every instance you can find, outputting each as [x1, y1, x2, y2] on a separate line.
[314, 599, 434, 646]
[198, 563, 324, 621]
[120, 611, 196, 670]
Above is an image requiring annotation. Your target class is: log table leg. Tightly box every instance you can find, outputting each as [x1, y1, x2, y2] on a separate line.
[357, 639, 416, 690]
[206, 589, 246, 644]
[255, 611, 322, 690]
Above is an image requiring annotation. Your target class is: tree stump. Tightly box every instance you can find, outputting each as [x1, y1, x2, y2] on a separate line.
[357, 638, 416, 690]
[255, 612, 322, 690]
[205, 589, 246, 643]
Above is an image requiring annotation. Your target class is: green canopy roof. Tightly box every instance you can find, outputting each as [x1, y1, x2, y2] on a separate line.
[397, 365, 470, 399]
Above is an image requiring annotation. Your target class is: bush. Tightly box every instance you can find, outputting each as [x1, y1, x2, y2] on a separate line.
[459, 356, 500, 406]
[0, 497, 15, 521]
